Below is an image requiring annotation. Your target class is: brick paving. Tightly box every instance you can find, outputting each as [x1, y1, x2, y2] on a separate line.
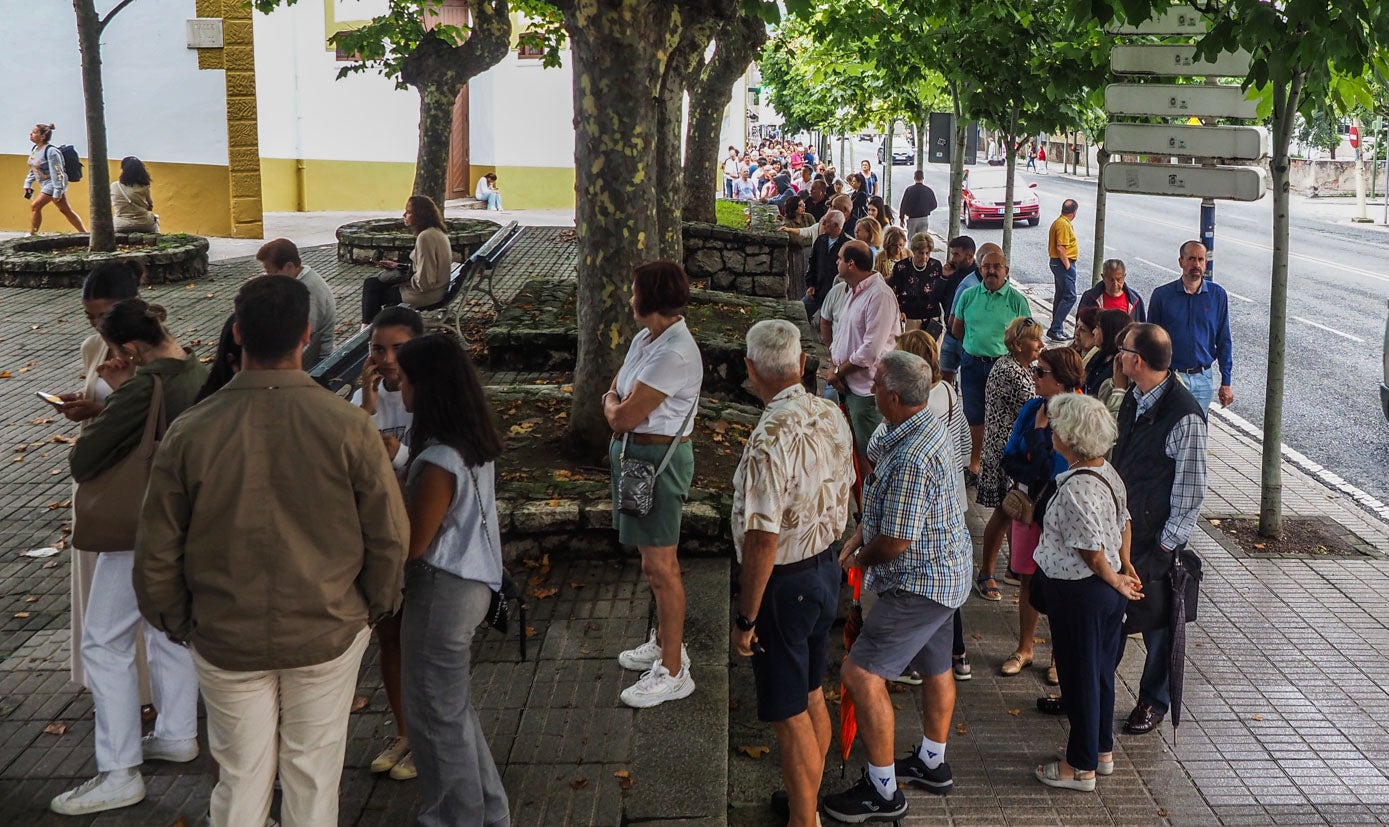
[1, 230, 1388, 825]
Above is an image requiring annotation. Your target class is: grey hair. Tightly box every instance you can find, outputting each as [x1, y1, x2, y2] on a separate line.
[1047, 393, 1117, 460]
[1101, 258, 1126, 275]
[877, 350, 933, 406]
[745, 319, 803, 379]
[822, 210, 845, 229]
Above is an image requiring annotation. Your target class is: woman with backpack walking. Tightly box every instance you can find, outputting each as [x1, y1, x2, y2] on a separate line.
[24, 123, 86, 235]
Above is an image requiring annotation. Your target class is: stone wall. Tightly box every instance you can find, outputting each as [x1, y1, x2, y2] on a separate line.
[682, 221, 790, 299]
[1290, 159, 1388, 197]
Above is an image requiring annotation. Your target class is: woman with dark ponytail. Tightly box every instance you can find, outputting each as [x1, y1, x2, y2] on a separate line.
[53, 299, 208, 816]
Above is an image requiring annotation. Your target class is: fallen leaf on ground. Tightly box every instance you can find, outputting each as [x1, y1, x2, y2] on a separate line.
[1033, 637, 1047, 644]
[568, 778, 588, 789]
[43, 722, 67, 736]
[14, 612, 31, 619]
[1208, 519, 1221, 526]
[42, 561, 58, 569]
[350, 696, 369, 713]
[971, 632, 983, 640]
[30, 417, 54, 425]
[736, 745, 770, 760]
[22, 547, 61, 558]
[528, 586, 559, 600]
[25, 596, 37, 603]
[1007, 708, 1022, 717]
[1157, 809, 1168, 818]
[1251, 714, 1264, 721]
[613, 769, 634, 790]
[570, 581, 586, 589]
[0, 371, 10, 379]
[956, 723, 969, 735]
[524, 626, 537, 638]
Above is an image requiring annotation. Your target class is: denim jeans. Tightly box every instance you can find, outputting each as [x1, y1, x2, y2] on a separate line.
[1176, 368, 1215, 412]
[402, 561, 510, 827]
[1048, 258, 1077, 338]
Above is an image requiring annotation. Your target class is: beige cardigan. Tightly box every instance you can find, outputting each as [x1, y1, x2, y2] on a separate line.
[401, 226, 452, 307]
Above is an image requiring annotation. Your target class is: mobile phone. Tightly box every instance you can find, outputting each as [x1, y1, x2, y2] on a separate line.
[36, 392, 64, 407]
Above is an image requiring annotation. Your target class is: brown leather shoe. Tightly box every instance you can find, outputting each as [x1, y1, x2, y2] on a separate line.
[1123, 701, 1164, 734]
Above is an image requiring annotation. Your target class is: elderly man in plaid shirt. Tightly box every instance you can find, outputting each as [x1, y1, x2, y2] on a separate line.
[822, 351, 973, 823]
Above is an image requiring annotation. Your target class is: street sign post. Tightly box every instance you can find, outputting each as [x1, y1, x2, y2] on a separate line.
[1105, 7, 1208, 35]
[1104, 163, 1266, 201]
[1103, 123, 1269, 160]
[1105, 84, 1260, 119]
[1111, 45, 1252, 77]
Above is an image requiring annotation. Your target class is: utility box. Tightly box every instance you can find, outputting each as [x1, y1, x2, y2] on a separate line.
[928, 113, 979, 165]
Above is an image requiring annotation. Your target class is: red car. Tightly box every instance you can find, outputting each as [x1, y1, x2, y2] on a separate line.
[961, 167, 1041, 228]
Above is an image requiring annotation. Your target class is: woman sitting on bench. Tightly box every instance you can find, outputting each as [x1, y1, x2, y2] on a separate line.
[361, 195, 453, 325]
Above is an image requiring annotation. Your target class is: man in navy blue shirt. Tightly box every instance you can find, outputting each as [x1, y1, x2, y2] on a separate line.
[1145, 241, 1233, 412]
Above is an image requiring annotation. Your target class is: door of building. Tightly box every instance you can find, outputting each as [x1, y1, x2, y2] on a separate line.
[448, 85, 471, 199]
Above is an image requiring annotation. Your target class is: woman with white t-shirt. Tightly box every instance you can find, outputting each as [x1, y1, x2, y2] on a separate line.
[352, 305, 423, 782]
[604, 261, 704, 709]
[1031, 394, 1141, 792]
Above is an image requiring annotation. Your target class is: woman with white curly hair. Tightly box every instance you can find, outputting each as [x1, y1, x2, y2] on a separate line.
[1031, 393, 1143, 792]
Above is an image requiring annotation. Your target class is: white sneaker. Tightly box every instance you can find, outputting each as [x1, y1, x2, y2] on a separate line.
[620, 662, 695, 708]
[370, 735, 410, 773]
[142, 734, 199, 763]
[50, 770, 145, 815]
[617, 630, 690, 672]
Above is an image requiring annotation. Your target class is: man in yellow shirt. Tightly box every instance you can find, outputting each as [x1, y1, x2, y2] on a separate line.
[1046, 199, 1080, 342]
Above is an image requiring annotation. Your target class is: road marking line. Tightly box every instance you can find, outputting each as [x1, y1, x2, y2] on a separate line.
[1225, 290, 1254, 302]
[1291, 315, 1363, 342]
[1111, 207, 1389, 284]
[1136, 257, 1179, 274]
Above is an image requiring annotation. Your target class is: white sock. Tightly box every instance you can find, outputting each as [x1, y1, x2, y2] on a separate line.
[920, 737, 947, 769]
[867, 762, 897, 798]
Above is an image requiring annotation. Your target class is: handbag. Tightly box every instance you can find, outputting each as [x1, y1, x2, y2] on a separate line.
[1001, 488, 1034, 523]
[1028, 468, 1121, 615]
[464, 467, 528, 659]
[617, 400, 698, 518]
[72, 376, 165, 553]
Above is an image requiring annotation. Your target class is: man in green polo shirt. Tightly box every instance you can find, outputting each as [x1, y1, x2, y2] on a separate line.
[950, 251, 1032, 471]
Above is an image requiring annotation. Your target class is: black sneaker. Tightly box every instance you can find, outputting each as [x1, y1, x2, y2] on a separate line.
[822, 771, 908, 823]
[770, 789, 789, 820]
[895, 748, 954, 795]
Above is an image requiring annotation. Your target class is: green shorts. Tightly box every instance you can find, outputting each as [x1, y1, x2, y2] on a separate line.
[609, 438, 695, 548]
[843, 391, 883, 456]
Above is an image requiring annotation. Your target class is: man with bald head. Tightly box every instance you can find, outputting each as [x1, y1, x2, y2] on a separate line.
[1111, 322, 1208, 738]
[1146, 240, 1233, 412]
[827, 239, 901, 468]
[950, 250, 1032, 474]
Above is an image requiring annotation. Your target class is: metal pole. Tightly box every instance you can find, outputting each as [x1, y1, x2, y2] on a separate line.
[1201, 199, 1216, 279]
[1383, 117, 1389, 225]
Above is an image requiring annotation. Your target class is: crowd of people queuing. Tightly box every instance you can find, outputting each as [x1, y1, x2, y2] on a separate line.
[45, 147, 1237, 823]
[699, 164, 1229, 822]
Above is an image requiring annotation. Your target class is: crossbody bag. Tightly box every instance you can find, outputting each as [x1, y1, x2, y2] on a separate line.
[466, 466, 527, 660]
[616, 399, 698, 518]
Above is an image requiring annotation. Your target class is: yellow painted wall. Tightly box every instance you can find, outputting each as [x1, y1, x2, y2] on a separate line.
[470, 165, 575, 210]
[0, 155, 232, 236]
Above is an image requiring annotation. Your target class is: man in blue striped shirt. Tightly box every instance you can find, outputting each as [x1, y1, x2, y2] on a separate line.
[823, 352, 973, 822]
[1146, 241, 1233, 412]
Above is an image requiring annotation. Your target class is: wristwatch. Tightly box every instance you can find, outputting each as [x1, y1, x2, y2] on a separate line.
[735, 613, 757, 631]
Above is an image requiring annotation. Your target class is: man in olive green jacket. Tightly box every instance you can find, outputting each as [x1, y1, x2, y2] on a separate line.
[135, 277, 408, 827]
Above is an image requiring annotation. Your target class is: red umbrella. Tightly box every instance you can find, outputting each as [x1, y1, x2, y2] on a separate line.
[839, 566, 864, 774]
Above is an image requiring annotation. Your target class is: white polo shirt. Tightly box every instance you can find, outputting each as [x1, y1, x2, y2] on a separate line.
[615, 318, 703, 437]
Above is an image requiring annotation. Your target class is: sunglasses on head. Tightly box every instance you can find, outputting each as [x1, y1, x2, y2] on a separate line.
[1020, 318, 1039, 328]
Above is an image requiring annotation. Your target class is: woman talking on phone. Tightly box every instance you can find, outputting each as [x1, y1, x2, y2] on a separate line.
[53, 299, 206, 816]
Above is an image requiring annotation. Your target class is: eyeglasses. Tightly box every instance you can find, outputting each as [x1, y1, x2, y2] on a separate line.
[1031, 365, 1053, 378]
[1117, 346, 1140, 356]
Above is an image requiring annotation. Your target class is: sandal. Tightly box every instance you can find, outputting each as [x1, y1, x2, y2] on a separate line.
[1034, 760, 1096, 791]
[1000, 652, 1033, 676]
[1055, 747, 1113, 776]
[974, 574, 1002, 602]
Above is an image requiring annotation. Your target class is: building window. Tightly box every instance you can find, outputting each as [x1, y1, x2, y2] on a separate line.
[518, 43, 545, 59]
[334, 41, 360, 62]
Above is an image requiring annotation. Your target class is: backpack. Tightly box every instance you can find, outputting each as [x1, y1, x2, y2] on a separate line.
[49, 144, 84, 182]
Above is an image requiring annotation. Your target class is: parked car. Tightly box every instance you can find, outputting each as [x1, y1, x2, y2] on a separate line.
[960, 167, 1041, 227]
[878, 141, 915, 166]
[1380, 299, 1389, 422]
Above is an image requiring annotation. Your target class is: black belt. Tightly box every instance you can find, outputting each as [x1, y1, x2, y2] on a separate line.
[968, 353, 1000, 363]
[771, 548, 834, 577]
[1175, 364, 1212, 375]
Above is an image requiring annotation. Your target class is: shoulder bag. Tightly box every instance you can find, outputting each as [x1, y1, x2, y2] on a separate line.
[466, 466, 527, 660]
[617, 400, 698, 518]
[72, 376, 165, 552]
[1029, 467, 1121, 615]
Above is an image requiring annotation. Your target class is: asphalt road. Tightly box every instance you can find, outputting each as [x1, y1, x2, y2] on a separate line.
[843, 138, 1389, 511]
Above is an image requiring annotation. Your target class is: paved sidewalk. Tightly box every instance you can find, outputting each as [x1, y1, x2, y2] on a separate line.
[1, 232, 1389, 825]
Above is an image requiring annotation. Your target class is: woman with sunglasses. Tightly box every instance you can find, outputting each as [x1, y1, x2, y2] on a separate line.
[997, 347, 1084, 678]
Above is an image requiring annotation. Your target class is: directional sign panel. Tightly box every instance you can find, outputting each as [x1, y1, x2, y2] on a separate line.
[1104, 163, 1266, 201]
[1103, 123, 1269, 160]
[1105, 7, 1208, 35]
[1112, 45, 1252, 77]
[1105, 84, 1259, 119]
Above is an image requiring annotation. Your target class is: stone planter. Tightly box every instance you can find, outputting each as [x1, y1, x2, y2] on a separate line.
[682, 221, 790, 299]
[335, 217, 500, 266]
[486, 279, 822, 403]
[0, 233, 209, 289]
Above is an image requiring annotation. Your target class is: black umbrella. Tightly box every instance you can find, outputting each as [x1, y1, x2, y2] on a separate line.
[1167, 549, 1193, 744]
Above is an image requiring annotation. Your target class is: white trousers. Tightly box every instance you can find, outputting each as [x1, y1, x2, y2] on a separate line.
[194, 626, 370, 827]
[82, 550, 199, 771]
